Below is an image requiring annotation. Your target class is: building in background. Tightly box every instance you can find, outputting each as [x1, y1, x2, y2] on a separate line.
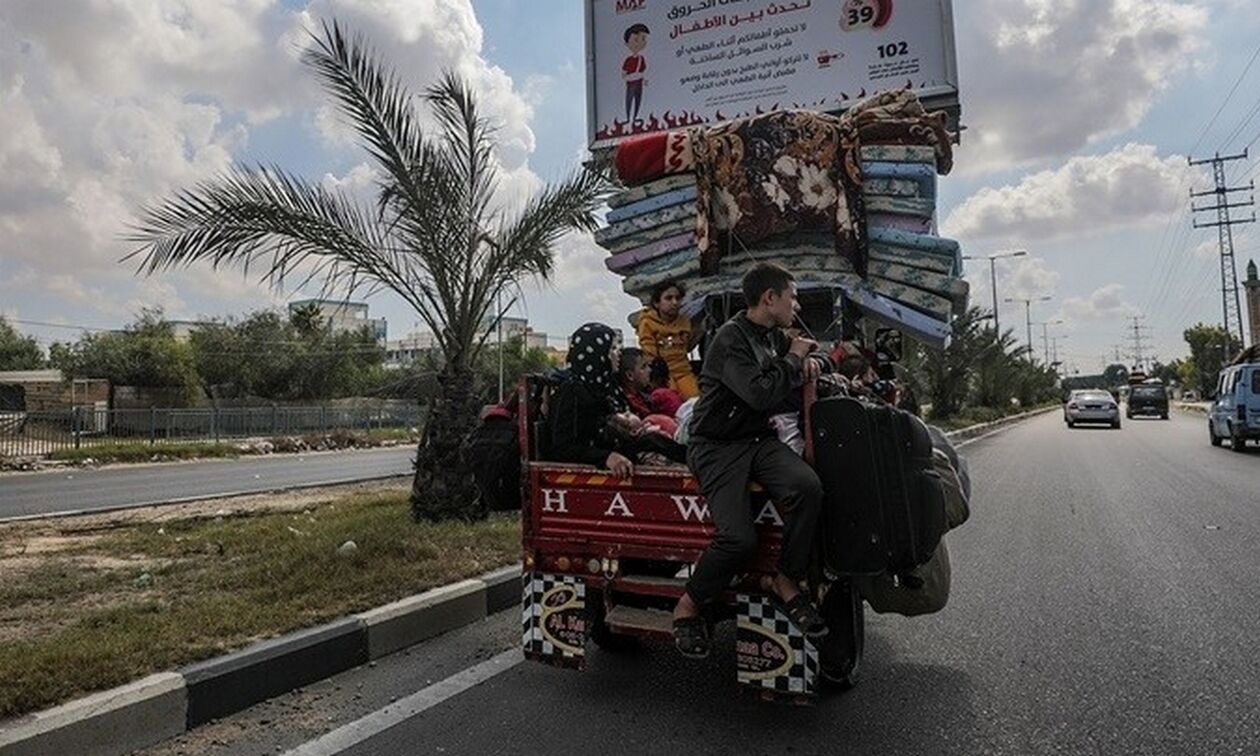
[383, 316, 562, 368]
[288, 299, 388, 344]
[168, 320, 212, 343]
[1245, 259, 1260, 348]
[0, 370, 110, 413]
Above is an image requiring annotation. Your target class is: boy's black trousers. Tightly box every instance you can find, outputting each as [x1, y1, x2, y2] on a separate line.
[684, 437, 823, 604]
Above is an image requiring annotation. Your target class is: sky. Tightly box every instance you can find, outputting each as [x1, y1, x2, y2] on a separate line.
[3, 0, 1260, 374]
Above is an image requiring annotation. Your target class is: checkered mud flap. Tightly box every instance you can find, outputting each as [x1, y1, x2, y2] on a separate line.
[522, 572, 587, 670]
[736, 593, 819, 701]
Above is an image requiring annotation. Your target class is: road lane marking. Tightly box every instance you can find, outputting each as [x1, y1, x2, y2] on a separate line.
[285, 648, 522, 756]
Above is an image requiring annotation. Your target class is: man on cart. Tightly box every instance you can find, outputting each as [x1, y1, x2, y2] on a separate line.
[672, 263, 834, 658]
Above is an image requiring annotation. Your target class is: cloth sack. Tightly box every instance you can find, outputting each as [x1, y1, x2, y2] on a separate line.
[854, 538, 951, 616]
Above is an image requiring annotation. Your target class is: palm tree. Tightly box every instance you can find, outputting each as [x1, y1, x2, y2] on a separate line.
[127, 20, 609, 521]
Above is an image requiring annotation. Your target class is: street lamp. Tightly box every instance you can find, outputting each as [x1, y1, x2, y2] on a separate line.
[1051, 335, 1070, 370]
[962, 250, 1027, 334]
[1005, 295, 1053, 356]
[1034, 319, 1065, 364]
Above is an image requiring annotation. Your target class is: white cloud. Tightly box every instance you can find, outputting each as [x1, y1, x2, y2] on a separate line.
[583, 289, 619, 322]
[0, 1, 553, 325]
[1060, 284, 1140, 322]
[943, 144, 1201, 243]
[1006, 257, 1061, 301]
[955, 0, 1209, 172]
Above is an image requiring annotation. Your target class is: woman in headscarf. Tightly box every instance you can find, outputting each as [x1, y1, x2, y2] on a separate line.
[548, 323, 685, 478]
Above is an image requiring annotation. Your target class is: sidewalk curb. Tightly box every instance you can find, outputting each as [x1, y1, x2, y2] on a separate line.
[943, 405, 1059, 444]
[0, 565, 520, 756]
[0, 673, 186, 756]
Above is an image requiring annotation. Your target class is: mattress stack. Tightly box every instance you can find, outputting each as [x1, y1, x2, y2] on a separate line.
[596, 141, 967, 348]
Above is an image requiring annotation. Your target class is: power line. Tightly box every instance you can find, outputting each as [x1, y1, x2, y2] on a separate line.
[1189, 41, 1260, 156]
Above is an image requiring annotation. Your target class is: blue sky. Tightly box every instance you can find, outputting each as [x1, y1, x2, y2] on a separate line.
[3, 0, 1260, 374]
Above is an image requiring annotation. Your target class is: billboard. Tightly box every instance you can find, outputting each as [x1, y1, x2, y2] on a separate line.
[585, 0, 958, 147]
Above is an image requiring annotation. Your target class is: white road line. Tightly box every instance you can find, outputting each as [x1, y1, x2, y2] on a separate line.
[284, 649, 523, 756]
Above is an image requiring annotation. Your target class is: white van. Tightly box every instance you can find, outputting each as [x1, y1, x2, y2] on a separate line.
[1209, 363, 1260, 451]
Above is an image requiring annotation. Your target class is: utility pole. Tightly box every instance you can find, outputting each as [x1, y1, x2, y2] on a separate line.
[1036, 319, 1064, 365]
[1125, 315, 1151, 371]
[963, 249, 1027, 334]
[1006, 295, 1052, 360]
[496, 291, 505, 404]
[1111, 344, 1124, 365]
[1051, 335, 1069, 369]
[1189, 151, 1255, 358]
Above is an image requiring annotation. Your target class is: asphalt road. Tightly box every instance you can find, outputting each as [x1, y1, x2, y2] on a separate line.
[151, 409, 1260, 756]
[0, 447, 415, 520]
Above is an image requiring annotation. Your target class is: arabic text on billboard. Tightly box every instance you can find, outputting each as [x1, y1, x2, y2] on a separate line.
[588, 0, 954, 145]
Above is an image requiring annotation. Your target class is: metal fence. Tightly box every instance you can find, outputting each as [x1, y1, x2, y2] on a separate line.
[0, 405, 424, 459]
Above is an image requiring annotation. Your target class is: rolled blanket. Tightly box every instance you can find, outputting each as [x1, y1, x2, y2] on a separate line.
[861, 162, 937, 199]
[869, 243, 956, 275]
[606, 186, 698, 223]
[863, 179, 920, 198]
[597, 218, 694, 253]
[604, 233, 695, 274]
[614, 130, 695, 185]
[870, 261, 970, 313]
[870, 227, 962, 272]
[596, 203, 695, 243]
[868, 212, 934, 234]
[837, 286, 951, 349]
[607, 175, 697, 208]
[859, 144, 938, 166]
[865, 195, 936, 219]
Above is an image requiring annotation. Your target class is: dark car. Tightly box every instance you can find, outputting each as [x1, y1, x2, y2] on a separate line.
[1127, 383, 1169, 419]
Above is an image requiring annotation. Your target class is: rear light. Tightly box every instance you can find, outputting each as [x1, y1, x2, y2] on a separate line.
[555, 556, 571, 572]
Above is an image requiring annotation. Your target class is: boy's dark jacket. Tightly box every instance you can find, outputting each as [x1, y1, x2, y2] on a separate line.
[689, 311, 833, 443]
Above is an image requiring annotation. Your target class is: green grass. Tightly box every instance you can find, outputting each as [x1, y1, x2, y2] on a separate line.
[49, 441, 249, 464]
[0, 491, 518, 719]
[930, 403, 1058, 432]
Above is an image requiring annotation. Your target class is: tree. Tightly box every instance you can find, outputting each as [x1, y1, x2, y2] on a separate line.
[0, 318, 44, 371]
[126, 21, 607, 521]
[1183, 323, 1242, 398]
[191, 309, 384, 401]
[920, 307, 990, 419]
[1101, 363, 1129, 389]
[49, 309, 201, 404]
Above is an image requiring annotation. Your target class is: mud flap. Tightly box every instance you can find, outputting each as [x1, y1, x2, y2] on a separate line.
[522, 572, 587, 670]
[735, 593, 819, 703]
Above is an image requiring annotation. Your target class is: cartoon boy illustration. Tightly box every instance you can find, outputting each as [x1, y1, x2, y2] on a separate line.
[622, 24, 649, 123]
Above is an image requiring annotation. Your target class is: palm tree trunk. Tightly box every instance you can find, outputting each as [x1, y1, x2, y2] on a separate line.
[410, 367, 482, 521]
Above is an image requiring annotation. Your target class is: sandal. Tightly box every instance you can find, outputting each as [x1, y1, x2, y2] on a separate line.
[771, 593, 830, 639]
[673, 616, 710, 659]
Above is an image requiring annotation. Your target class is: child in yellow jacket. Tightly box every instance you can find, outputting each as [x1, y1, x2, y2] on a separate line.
[637, 280, 701, 400]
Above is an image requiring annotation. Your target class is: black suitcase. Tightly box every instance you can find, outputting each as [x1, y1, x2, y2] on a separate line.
[810, 396, 949, 575]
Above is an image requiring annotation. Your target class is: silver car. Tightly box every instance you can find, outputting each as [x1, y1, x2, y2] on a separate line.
[1064, 390, 1121, 429]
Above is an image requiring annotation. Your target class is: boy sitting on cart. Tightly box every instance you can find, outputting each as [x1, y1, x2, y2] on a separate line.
[672, 263, 833, 658]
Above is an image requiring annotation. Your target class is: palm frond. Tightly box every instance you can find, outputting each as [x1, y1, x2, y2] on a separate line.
[125, 166, 449, 351]
[302, 20, 426, 215]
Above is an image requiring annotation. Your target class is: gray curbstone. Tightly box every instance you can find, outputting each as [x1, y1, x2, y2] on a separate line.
[181, 617, 368, 729]
[480, 566, 523, 614]
[0, 672, 186, 756]
[943, 406, 1058, 443]
[356, 579, 486, 660]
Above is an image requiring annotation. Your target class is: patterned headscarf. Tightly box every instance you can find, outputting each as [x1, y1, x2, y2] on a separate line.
[566, 323, 628, 413]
